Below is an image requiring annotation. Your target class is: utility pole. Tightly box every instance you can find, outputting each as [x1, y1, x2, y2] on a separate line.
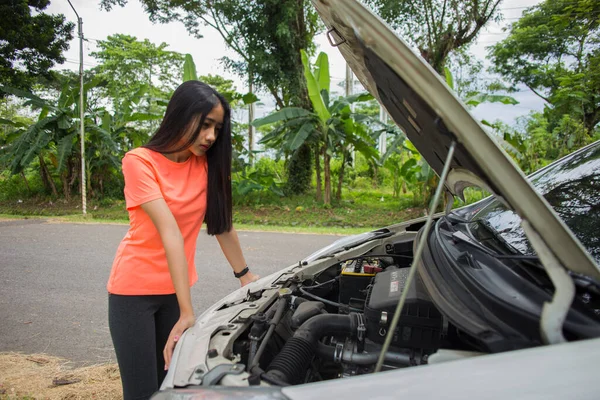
[379, 106, 388, 155]
[248, 71, 255, 166]
[67, 0, 86, 215]
[346, 64, 355, 166]
[345, 63, 353, 99]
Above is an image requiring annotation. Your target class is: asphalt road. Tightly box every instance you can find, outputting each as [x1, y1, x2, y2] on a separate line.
[0, 219, 343, 367]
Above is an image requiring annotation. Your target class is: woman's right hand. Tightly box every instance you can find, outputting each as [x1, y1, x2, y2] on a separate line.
[163, 313, 196, 370]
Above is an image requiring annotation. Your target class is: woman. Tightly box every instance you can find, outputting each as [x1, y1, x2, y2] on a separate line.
[107, 80, 258, 400]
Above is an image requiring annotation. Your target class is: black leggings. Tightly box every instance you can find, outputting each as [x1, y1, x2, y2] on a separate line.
[108, 293, 180, 400]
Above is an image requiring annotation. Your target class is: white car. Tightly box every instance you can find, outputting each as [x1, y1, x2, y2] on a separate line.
[152, 1, 600, 398]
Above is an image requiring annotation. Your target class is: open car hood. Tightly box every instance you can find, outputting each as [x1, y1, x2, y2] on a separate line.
[312, 0, 600, 280]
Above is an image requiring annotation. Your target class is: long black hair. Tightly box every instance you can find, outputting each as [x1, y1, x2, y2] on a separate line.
[143, 80, 232, 236]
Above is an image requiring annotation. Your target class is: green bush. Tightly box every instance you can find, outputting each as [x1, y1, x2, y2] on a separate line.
[0, 170, 47, 201]
[254, 156, 286, 179]
[349, 176, 373, 190]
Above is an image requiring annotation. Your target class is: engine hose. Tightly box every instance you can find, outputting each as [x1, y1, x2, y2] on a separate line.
[316, 342, 411, 366]
[264, 313, 360, 385]
[249, 298, 289, 370]
[248, 340, 259, 369]
[299, 287, 362, 312]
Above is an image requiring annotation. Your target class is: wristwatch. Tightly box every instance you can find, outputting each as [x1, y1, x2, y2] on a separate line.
[234, 266, 250, 278]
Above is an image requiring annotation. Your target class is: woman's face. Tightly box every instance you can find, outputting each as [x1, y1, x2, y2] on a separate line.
[183, 103, 225, 158]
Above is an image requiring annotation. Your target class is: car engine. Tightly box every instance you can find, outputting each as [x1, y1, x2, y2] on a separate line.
[226, 240, 463, 387]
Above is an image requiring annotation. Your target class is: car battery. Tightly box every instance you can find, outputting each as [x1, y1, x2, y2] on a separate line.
[338, 258, 382, 305]
[364, 266, 442, 349]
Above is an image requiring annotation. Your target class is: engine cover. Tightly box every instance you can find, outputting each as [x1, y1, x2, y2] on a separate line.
[364, 267, 442, 349]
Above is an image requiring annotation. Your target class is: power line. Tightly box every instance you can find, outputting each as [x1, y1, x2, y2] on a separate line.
[64, 58, 98, 68]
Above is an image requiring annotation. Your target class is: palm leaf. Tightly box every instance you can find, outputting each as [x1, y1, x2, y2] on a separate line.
[134, 85, 150, 105]
[56, 133, 76, 172]
[301, 49, 330, 124]
[330, 93, 373, 114]
[0, 118, 27, 128]
[258, 125, 286, 145]
[183, 54, 198, 82]
[0, 86, 49, 109]
[342, 92, 374, 104]
[252, 107, 312, 127]
[400, 158, 418, 177]
[17, 121, 55, 172]
[465, 93, 519, 107]
[102, 111, 112, 132]
[314, 52, 330, 94]
[444, 67, 454, 90]
[57, 113, 72, 130]
[380, 132, 406, 164]
[57, 84, 75, 108]
[286, 123, 316, 151]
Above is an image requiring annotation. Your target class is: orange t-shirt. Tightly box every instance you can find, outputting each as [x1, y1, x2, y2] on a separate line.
[107, 147, 208, 295]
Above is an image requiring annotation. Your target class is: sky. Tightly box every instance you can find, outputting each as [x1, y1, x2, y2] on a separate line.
[47, 0, 544, 126]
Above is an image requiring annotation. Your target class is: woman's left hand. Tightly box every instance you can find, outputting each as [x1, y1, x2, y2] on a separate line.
[163, 313, 196, 370]
[239, 271, 260, 287]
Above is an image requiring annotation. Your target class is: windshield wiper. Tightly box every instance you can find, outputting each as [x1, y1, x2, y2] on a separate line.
[451, 229, 539, 261]
[467, 218, 541, 261]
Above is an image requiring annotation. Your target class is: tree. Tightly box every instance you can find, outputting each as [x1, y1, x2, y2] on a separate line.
[91, 34, 184, 106]
[99, 0, 319, 109]
[487, 112, 599, 175]
[0, 77, 163, 200]
[365, 0, 502, 73]
[0, 0, 74, 93]
[99, 0, 320, 193]
[0, 83, 96, 199]
[489, 0, 600, 133]
[254, 51, 378, 205]
[86, 85, 162, 197]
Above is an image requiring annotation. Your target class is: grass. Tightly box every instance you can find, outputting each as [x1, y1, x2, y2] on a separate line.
[0, 190, 428, 234]
[0, 180, 492, 236]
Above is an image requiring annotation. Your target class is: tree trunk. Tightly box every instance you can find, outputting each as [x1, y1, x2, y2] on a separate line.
[38, 154, 58, 197]
[584, 109, 599, 135]
[21, 172, 31, 193]
[324, 147, 331, 206]
[372, 161, 379, 188]
[315, 144, 322, 202]
[61, 172, 71, 202]
[68, 157, 78, 191]
[336, 151, 346, 202]
[285, 144, 312, 195]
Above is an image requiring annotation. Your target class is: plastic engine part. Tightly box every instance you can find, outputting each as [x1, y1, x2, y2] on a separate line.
[364, 267, 442, 349]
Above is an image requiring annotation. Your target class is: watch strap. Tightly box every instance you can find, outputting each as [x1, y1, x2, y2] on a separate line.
[234, 266, 250, 278]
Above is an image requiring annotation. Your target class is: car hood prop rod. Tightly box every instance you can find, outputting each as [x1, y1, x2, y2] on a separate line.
[375, 141, 457, 372]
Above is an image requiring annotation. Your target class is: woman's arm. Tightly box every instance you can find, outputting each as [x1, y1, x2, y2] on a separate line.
[215, 226, 259, 287]
[141, 198, 196, 369]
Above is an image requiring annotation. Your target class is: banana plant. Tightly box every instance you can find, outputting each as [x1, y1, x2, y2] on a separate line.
[254, 50, 377, 205]
[0, 78, 161, 199]
[86, 85, 163, 196]
[0, 81, 100, 199]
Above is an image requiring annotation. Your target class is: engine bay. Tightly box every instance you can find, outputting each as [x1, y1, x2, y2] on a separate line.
[222, 235, 481, 387]
[164, 216, 600, 391]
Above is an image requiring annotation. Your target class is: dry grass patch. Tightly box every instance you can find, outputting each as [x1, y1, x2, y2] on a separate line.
[0, 353, 121, 400]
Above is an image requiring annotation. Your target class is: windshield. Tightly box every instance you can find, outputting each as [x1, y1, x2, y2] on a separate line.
[470, 142, 600, 265]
